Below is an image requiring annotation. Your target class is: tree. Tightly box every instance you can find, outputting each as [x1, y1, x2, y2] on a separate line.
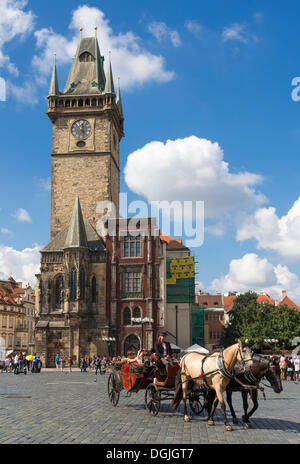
[222, 293, 300, 350]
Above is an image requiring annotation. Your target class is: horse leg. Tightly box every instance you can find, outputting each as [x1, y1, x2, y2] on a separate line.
[181, 375, 190, 422]
[215, 385, 232, 431]
[244, 390, 258, 429]
[242, 390, 251, 429]
[226, 390, 238, 424]
[207, 395, 218, 426]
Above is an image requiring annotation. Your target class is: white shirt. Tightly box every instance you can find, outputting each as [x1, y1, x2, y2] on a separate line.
[294, 359, 300, 371]
[163, 343, 167, 356]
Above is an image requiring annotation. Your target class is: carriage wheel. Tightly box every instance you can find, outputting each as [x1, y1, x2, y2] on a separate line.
[108, 373, 120, 407]
[145, 384, 160, 416]
[189, 389, 205, 415]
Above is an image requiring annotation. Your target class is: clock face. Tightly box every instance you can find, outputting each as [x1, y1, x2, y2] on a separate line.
[71, 120, 91, 140]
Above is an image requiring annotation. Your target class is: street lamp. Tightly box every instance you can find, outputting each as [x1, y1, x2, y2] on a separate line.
[101, 337, 116, 357]
[131, 317, 154, 350]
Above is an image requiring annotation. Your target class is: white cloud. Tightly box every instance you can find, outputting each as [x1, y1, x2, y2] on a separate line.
[7, 80, 38, 104]
[13, 208, 31, 223]
[222, 22, 255, 44]
[147, 21, 181, 47]
[237, 198, 300, 261]
[184, 20, 202, 37]
[210, 253, 300, 303]
[205, 223, 226, 237]
[0, 0, 35, 76]
[0, 244, 40, 287]
[1, 228, 13, 236]
[32, 5, 175, 90]
[124, 136, 266, 218]
[35, 177, 51, 191]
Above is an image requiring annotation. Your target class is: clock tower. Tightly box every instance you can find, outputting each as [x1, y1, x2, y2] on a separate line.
[48, 32, 124, 239]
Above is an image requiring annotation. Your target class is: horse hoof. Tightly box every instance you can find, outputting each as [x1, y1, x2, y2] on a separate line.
[184, 416, 191, 423]
[244, 423, 252, 430]
[226, 425, 233, 432]
[232, 418, 238, 425]
[208, 420, 215, 426]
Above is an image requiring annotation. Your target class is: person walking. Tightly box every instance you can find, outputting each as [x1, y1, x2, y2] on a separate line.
[60, 356, 65, 373]
[55, 354, 60, 369]
[13, 353, 19, 374]
[67, 356, 72, 373]
[95, 355, 102, 375]
[286, 359, 293, 381]
[279, 355, 287, 381]
[4, 357, 10, 373]
[293, 357, 300, 383]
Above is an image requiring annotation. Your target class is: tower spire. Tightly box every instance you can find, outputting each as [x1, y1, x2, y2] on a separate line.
[116, 77, 124, 118]
[48, 54, 59, 97]
[64, 190, 88, 249]
[104, 51, 115, 94]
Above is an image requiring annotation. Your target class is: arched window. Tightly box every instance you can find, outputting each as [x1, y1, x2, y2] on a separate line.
[79, 268, 85, 300]
[70, 268, 77, 300]
[55, 275, 63, 308]
[91, 276, 97, 303]
[133, 307, 141, 319]
[78, 99, 83, 107]
[124, 334, 140, 356]
[123, 307, 131, 326]
[79, 52, 95, 62]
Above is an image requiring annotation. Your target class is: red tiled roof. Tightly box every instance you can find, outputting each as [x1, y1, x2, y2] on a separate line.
[196, 294, 223, 308]
[279, 296, 300, 312]
[223, 296, 236, 312]
[224, 294, 275, 312]
[160, 233, 189, 250]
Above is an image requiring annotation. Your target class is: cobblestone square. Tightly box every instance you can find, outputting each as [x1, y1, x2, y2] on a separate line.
[0, 370, 299, 444]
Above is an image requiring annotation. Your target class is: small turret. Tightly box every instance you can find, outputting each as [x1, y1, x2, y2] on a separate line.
[48, 54, 60, 97]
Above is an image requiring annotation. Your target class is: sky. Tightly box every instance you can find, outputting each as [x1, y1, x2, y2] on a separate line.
[1, 0, 300, 302]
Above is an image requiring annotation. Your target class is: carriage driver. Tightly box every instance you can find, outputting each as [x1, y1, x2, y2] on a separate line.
[154, 332, 173, 369]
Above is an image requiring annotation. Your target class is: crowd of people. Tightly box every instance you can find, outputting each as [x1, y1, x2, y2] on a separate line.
[1, 352, 42, 374]
[279, 355, 300, 382]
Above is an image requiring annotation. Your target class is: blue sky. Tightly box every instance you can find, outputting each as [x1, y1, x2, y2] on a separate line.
[1, 0, 300, 301]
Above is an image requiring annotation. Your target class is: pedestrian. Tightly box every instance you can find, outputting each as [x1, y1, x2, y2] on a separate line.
[60, 356, 65, 373]
[67, 356, 72, 373]
[279, 354, 287, 381]
[13, 353, 19, 374]
[55, 354, 60, 369]
[33, 353, 38, 373]
[95, 355, 102, 375]
[286, 359, 293, 381]
[293, 357, 300, 383]
[19, 352, 24, 372]
[4, 357, 10, 373]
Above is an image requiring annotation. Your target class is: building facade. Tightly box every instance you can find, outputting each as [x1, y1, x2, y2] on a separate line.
[0, 277, 35, 354]
[162, 235, 194, 349]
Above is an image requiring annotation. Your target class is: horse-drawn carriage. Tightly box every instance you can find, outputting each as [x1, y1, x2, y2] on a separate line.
[108, 359, 205, 416]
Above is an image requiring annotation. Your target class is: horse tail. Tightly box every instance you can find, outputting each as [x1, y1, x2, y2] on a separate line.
[172, 369, 183, 410]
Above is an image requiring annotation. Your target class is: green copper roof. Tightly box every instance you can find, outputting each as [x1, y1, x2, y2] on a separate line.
[104, 54, 115, 94]
[64, 36, 106, 95]
[64, 192, 88, 248]
[49, 59, 60, 96]
[116, 81, 123, 117]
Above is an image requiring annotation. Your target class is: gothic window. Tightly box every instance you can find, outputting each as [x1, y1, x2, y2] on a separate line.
[133, 307, 141, 319]
[123, 307, 131, 326]
[91, 276, 97, 303]
[55, 275, 63, 308]
[70, 268, 77, 301]
[124, 273, 141, 293]
[79, 268, 85, 300]
[123, 334, 140, 356]
[123, 236, 141, 257]
[79, 52, 95, 62]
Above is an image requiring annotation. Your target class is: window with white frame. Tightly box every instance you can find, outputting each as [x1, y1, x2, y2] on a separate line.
[124, 272, 141, 292]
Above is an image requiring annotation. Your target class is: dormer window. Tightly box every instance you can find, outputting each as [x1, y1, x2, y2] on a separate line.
[79, 52, 95, 62]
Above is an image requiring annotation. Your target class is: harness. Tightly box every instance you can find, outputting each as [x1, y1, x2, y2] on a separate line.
[180, 347, 261, 394]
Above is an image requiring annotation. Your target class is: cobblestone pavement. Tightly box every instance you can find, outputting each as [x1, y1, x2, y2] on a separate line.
[0, 370, 299, 444]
